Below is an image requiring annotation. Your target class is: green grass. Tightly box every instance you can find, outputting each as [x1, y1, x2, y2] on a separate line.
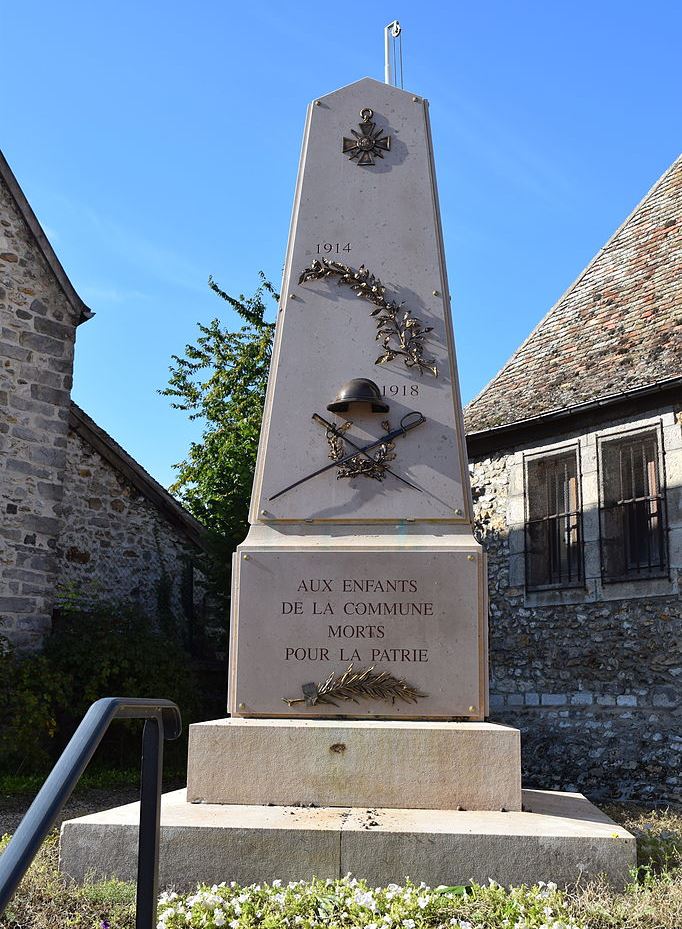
[0, 805, 680, 929]
[0, 767, 188, 795]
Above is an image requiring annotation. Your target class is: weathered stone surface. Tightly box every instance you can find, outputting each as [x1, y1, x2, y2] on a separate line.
[57, 426, 206, 624]
[469, 405, 682, 803]
[0, 172, 76, 647]
[187, 719, 521, 810]
[1, 159, 210, 650]
[59, 788, 636, 889]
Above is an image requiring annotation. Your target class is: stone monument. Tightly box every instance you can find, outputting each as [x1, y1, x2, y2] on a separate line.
[60, 77, 635, 888]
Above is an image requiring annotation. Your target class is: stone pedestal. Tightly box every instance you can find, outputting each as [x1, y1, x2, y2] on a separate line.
[187, 719, 521, 810]
[59, 788, 636, 890]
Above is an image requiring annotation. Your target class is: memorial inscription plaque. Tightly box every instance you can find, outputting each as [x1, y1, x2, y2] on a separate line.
[228, 77, 488, 720]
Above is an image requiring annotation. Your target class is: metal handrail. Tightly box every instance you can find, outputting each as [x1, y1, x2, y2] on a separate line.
[0, 697, 182, 928]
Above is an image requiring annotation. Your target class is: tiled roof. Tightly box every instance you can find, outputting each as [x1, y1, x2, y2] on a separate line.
[464, 155, 682, 434]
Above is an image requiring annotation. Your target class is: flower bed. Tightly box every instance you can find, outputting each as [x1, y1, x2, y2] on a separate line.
[158, 877, 579, 929]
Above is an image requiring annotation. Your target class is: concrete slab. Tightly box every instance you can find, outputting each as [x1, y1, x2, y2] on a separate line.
[59, 788, 635, 890]
[187, 718, 521, 810]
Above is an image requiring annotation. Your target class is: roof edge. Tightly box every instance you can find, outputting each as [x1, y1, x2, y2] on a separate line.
[0, 148, 94, 325]
[68, 402, 209, 551]
[466, 376, 682, 456]
[465, 153, 682, 420]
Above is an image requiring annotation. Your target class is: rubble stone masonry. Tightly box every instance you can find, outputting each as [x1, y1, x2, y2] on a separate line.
[0, 175, 78, 648]
[59, 427, 203, 624]
[470, 406, 682, 803]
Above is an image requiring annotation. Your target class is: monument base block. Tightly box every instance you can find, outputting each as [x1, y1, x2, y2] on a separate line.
[187, 718, 521, 811]
[59, 788, 636, 890]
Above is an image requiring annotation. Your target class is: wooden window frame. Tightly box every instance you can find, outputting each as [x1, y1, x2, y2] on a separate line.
[524, 445, 584, 592]
[598, 425, 669, 584]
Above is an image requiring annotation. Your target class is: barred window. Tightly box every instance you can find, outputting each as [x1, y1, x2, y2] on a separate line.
[600, 431, 667, 581]
[525, 450, 582, 590]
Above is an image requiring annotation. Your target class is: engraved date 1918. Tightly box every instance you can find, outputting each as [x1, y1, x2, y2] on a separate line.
[315, 242, 352, 254]
[381, 384, 419, 398]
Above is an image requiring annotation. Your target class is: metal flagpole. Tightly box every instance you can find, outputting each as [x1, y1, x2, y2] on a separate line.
[384, 20, 401, 86]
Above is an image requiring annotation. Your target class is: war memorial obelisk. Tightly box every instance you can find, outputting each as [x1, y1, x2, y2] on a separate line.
[60, 76, 635, 888]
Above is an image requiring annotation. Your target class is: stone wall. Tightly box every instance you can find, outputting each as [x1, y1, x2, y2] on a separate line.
[0, 176, 78, 649]
[58, 427, 208, 639]
[470, 405, 682, 803]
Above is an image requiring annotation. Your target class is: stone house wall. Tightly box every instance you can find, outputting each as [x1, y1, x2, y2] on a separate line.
[1, 155, 211, 654]
[0, 174, 79, 649]
[57, 427, 207, 637]
[470, 402, 682, 802]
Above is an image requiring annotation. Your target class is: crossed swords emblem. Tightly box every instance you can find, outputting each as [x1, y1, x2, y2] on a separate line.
[269, 411, 426, 502]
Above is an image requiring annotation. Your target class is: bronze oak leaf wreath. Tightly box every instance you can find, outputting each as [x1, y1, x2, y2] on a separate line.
[298, 259, 438, 377]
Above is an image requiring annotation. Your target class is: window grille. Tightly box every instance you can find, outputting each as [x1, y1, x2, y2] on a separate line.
[525, 451, 582, 589]
[600, 431, 667, 581]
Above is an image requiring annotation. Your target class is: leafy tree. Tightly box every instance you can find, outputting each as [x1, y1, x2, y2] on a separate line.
[161, 274, 277, 596]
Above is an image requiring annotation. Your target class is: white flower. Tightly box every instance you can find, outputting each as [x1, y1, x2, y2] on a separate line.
[294, 917, 304, 925]
[354, 890, 376, 910]
[213, 910, 226, 927]
[229, 921, 239, 929]
[272, 879, 282, 888]
[546, 881, 557, 892]
[402, 921, 416, 929]
[417, 894, 429, 909]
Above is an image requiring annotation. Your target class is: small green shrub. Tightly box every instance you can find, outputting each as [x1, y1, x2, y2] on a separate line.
[0, 636, 62, 773]
[0, 606, 201, 777]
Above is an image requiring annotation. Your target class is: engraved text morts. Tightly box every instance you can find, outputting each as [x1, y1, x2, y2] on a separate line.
[228, 77, 488, 719]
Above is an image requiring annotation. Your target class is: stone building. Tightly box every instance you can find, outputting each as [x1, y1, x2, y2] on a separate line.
[0, 150, 208, 651]
[466, 155, 682, 802]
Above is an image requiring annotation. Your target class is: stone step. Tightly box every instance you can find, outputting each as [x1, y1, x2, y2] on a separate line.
[59, 788, 635, 890]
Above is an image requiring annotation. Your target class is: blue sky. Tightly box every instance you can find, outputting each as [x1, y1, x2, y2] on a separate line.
[2, 1, 680, 488]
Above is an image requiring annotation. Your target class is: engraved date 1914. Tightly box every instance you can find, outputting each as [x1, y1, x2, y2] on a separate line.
[315, 242, 352, 255]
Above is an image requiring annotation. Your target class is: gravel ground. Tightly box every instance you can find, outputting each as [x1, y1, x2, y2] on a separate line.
[0, 785, 184, 836]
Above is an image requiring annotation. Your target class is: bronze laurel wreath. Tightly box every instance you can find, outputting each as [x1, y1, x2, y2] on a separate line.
[283, 663, 427, 707]
[298, 259, 438, 377]
[325, 420, 396, 481]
